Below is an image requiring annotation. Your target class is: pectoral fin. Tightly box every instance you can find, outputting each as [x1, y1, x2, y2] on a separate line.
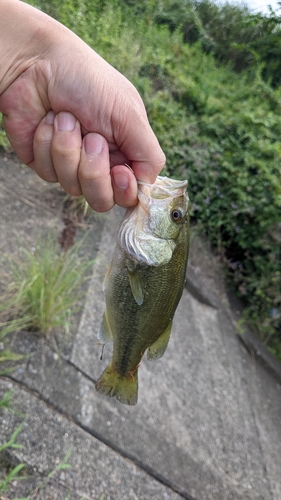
[102, 260, 113, 292]
[147, 321, 172, 360]
[127, 268, 144, 306]
[98, 311, 113, 343]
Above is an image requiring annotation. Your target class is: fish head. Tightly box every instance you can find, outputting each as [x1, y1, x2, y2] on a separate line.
[119, 176, 189, 266]
[139, 176, 189, 240]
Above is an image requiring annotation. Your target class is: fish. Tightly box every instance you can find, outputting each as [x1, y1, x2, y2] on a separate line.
[95, 176, 190, 405]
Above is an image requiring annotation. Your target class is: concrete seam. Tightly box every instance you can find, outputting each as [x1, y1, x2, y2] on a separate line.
[3, 375, 196, 500]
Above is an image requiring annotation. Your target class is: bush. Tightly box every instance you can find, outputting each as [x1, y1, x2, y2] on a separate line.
[143, 39, 281, 342]
[155, 0, 281, 85]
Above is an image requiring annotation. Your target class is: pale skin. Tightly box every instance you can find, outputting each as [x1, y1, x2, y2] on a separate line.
[0, 0, 165, 212]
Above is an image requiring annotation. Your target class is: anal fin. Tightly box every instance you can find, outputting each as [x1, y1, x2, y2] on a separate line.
[147, 321, 172, 360]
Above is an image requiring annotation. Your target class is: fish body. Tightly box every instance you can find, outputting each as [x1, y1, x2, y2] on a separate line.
[95, 176, 190, 405]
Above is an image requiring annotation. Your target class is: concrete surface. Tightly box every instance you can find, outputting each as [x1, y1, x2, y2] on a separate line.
[0, 155, 281, 499]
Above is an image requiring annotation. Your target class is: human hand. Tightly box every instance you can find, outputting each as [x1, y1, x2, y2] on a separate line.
[0, 1, 165, 212]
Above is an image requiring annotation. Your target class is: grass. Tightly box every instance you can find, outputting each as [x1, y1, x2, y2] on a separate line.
[64, 194, 92, 222]
[0, 391, 26, 496]
[0, 211, 97, 497]
[0, 113, 12, 152]
[0, 230, 94, 342]
[0, 398, 74, 498]
[0, 229, 94, 496]
[0, 317, 33, 372]
[0, 392, 92, 498]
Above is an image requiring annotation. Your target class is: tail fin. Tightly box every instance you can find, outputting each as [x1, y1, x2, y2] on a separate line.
[95, 363, 138, 405]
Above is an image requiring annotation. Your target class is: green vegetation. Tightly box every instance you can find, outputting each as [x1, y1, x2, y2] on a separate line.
[0, 317, 28, 371]
[0, 231, 94, 342]
[64, 194, 92, 221]
[155, 1, 281, 85]
[0, 393, 73, 498]
[0, 113, 11, 152]
[0, 393, 84, 498]
[0, 391, 26, 495]
[0, 210, 93, 496]
[1, 0, 277, 355]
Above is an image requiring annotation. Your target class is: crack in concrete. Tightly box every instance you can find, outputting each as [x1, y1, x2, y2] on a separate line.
[3, 375, 195, 500]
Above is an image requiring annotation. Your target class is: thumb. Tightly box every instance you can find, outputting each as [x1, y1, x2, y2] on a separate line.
[111, 87, 166, 183]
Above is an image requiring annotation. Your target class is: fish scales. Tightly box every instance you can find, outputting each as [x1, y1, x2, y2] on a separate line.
[95, 176, 190, 405]
[107, 240, 187, 376]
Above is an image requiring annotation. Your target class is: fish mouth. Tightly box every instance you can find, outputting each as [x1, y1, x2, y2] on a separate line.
[138, 176, 188, 200]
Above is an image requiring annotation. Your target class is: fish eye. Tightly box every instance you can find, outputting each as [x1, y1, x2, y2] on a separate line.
[171, 208, 183, 223]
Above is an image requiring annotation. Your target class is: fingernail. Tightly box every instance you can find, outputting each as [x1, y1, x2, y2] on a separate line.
[114, 171, 129, 190]
[56, 111, 76, 131]
[45, 110, 55, 125]
[84, 134, 103, 154]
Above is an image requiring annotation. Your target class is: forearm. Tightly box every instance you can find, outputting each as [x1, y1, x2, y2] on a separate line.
[0, 0, 68, 95]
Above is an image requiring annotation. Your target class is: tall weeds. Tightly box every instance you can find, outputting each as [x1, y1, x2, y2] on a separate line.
[0, 231, 94, 342]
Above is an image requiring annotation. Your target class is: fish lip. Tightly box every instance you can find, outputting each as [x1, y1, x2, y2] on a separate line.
[137, 175, 188, 189]
[138, 176, 188, 203]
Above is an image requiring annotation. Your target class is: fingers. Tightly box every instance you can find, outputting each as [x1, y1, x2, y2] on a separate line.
[52, 112, 83, 196]
[79, 135, 138, 211]
[32, 110, 83, 197]
[111, 164, 138, 208]
[32, 111, 138, 212]
[32, 111, 58, 181]
[78, 133, 113, 212]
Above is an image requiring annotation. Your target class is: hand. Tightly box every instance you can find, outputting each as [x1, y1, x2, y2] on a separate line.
[0, 1, 165, 212]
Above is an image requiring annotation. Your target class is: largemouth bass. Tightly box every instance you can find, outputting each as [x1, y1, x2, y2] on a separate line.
[95, 176, 190, 405]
